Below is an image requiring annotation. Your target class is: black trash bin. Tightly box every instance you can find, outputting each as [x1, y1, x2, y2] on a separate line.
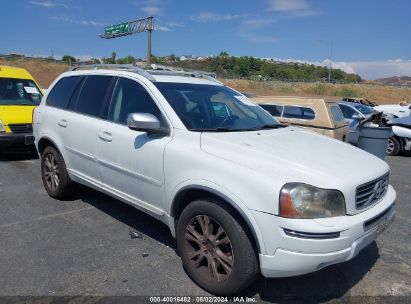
[357, 126, 393, 160]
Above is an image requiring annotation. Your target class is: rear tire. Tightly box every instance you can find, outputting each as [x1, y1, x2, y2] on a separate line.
[176, 199, 258, 296]
[41, 146, 74, 199]
[386, 137, 401, 156]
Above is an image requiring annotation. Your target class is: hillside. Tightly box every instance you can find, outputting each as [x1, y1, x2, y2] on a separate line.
[223, 79, 411, 104]
[0, 58, 68, 88]
[1, 58, 410, 104]
[162, 55, 362, 83]
[374, 76, 411, 87]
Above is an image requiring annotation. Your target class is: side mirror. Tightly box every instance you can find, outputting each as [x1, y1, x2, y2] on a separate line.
[127, 113, 166, 135]
[352, 114, 362, 120]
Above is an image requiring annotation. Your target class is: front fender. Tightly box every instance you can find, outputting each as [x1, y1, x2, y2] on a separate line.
[167, 179, 267, 254]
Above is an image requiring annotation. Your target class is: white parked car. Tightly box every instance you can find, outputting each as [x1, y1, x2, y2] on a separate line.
[374, 103, 411, 118]
[385, 116, 411, 156]
[33, 65, 396, 295]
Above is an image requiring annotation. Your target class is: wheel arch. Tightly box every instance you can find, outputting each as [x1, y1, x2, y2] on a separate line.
[170, 184, 265, 254]
[37, 136, 62, 155]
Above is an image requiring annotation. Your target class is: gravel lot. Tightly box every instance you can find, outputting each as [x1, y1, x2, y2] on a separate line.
[0, 153, 410, 302]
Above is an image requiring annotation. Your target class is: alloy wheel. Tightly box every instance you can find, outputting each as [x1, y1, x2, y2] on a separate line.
[184, 215, 234, 283]
[386, 138, 395, 154]
[43, 153, 60, 190]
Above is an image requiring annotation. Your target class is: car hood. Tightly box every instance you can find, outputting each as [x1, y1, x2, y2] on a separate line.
[389, 116, 411, 128]
[200, 127, 389, 192]
[374, 105, 402, 110]
[0, 105, 35, 125]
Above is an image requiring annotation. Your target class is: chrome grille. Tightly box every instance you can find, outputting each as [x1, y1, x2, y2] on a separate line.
[9, 124, 33, 133]
[356, 174, 389, 210]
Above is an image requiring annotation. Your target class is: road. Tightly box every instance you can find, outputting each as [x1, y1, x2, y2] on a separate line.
[0, 154, 410, 302]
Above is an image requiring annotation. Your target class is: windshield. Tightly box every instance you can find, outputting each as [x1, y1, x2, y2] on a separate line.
[353, 104, 373, 115]
[154, 82, 280, 131]
[0, 78, 42, 106]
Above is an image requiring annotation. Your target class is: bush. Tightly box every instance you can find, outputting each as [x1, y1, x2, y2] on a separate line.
[310, 83, 328, 95]
[336, 87, 359, 97]
[278, 85, 297, 94]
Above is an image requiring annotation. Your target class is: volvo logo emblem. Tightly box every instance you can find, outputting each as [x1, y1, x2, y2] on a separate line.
[363, 179, 386, 207]
[372, 180, 385, 202]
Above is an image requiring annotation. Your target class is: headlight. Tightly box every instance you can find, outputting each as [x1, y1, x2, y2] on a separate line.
[279, 183, 346, 218]
[0, 120, 5, 132]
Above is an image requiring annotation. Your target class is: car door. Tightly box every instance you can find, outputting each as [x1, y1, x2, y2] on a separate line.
[62, 75, 115, 186]
[338, 104, 360, 144]
[97, 76, 171, 213]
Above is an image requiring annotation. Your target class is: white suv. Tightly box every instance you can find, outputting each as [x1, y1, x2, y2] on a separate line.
[33, 65, 396, 295]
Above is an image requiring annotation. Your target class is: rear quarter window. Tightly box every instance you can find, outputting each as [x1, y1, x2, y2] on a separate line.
[282, 106, 315, 120]
[46, 76, 83, 109]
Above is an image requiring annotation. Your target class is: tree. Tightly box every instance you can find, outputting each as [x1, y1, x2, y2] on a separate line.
[219, 51, 229, 57]
[62, 55, 76, 65]
[116, 55, 135, 64]
[102, 57, 115, 64]
[91, 58, 101, 64]
[111, 51, 117, 61]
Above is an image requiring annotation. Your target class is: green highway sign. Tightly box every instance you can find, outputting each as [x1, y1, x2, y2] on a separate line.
[105, 22, 129, 35]
[100, 17, 153, 39]
[99, 16, 153, 68]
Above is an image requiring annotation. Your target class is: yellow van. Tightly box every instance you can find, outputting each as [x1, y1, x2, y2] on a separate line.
[0, 66, 43, 153]
[254, 96, 349, 142]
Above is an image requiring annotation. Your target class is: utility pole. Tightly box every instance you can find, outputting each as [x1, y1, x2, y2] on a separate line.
[328, 42, 333, 83]
[147, 16, 153, 69]
[317, 40, 334, 83]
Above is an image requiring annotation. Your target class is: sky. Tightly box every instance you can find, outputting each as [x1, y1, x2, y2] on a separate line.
[1, 0, 411, 79]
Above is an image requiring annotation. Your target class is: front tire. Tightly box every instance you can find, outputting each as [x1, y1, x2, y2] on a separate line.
[177, 199, 258, 296]
[41, 146, 74, 199]
[386, 137, 401, 156]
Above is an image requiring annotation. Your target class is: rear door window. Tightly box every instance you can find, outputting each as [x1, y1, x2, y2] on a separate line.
[74, 75, 115, 119]
[283, 106, 315, 120]
[46, 76, 83, 109]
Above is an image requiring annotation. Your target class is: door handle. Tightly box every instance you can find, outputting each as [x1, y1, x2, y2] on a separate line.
[98, 131, 113, 142]
[58, 119, 67, 128]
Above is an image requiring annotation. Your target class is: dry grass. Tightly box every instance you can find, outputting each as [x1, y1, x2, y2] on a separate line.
[0, 58, 68, 88]
[1, 59, 410, 105]
[222, 79, 411, 105]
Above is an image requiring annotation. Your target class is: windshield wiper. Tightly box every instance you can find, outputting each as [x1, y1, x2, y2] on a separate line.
[190, 124, 287, 132]
[190, 127, 244, 132]
[250, 124, 287, 131]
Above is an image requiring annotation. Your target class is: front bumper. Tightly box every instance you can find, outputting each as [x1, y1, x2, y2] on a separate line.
[253, 186, 396, 278]
[0, 132, 36, 153]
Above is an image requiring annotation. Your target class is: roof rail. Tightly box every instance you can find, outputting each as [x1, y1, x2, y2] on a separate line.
[69, 64, 156, 81]
[68, 64, 222, 84]
[148, 69, 222, 85]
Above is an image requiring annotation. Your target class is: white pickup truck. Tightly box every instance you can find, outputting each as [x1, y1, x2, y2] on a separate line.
[33, 65, 396, 295]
